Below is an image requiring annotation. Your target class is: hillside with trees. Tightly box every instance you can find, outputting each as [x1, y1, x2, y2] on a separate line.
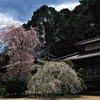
[23, 0, 100, 57]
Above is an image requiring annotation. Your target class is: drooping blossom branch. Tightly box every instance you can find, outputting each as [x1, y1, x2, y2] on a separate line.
[0, 25, 40, 78]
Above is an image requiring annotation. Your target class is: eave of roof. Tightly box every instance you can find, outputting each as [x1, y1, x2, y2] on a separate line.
[75, 36, 100, 46]
[64, 50, 100, 61]
[32, 46, 50, 58]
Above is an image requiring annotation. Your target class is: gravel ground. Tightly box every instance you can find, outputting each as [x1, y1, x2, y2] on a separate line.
[0, 95, 100, 100]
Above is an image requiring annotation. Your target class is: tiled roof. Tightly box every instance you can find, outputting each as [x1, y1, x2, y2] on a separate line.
[55, 52, 79, 61]
[32, 46, 50, 58]
[75, 36, 100, 45]
[64, 50, 100, 61]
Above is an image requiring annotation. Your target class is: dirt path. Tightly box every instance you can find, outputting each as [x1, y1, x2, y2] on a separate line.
[0, 95, 100, 100]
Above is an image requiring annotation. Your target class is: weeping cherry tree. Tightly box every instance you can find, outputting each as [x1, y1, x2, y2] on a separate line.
[0, 25, 40, 78]
[27, 61, 86, 96]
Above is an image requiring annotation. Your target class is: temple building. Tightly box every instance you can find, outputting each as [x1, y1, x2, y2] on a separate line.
[64, 36, 100, 91]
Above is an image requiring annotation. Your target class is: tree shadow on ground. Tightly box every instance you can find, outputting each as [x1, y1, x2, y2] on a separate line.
[27, 94, 81, 100]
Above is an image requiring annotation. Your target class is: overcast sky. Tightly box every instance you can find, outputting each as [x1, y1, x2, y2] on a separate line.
[0, 0, 80, 26]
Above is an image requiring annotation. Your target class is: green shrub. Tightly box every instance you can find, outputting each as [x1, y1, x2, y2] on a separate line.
[0, 88, 6, 96]
[0, 77, 6, 96]
[5, 76, 27, 96]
